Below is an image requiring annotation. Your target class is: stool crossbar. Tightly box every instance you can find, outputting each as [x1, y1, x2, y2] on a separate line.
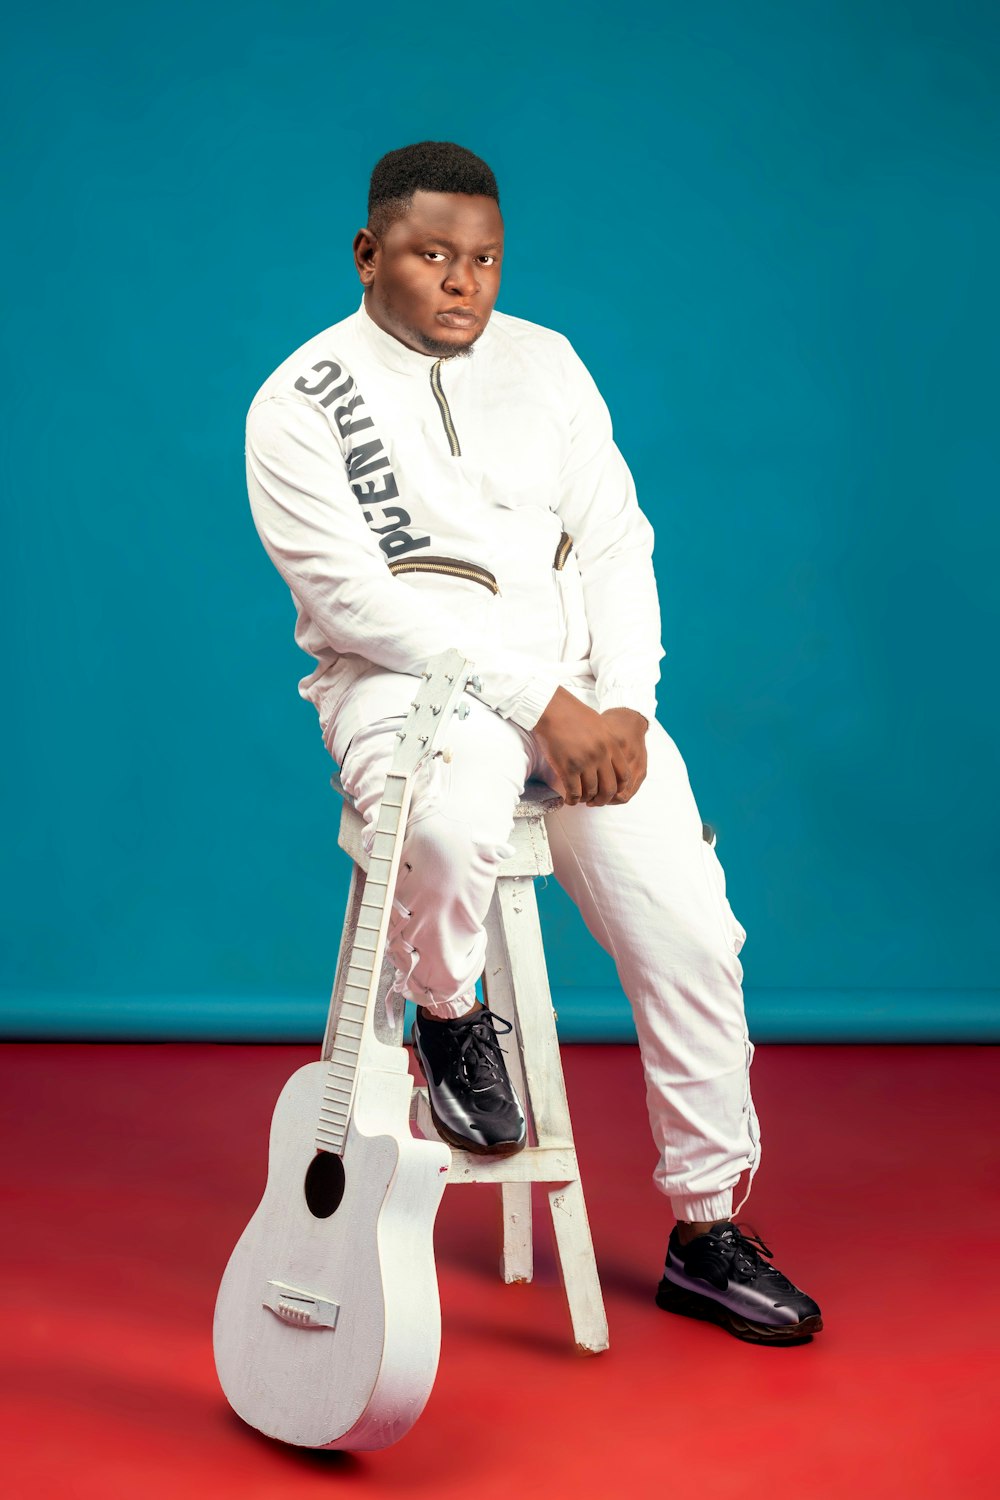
[326, 774, 610, 1356]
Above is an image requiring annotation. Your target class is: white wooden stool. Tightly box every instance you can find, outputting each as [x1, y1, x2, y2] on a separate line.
[325, 774, 610, 1356]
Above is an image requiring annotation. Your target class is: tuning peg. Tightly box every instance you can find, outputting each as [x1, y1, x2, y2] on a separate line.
[395, 730, 406, 740]
[441, 746, 453, 763]
[457, 702, 471, 719]
[468, 674, 482, 693]
[431, 704, 442, 715]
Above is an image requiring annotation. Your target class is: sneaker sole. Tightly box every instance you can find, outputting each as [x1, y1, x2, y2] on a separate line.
[655, 1276, 823, 1346]
[423, 1094, 527, 1158]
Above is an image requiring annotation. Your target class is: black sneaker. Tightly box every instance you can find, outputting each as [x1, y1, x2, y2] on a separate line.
[411, 1003, 527, 1156]
[656, 1221, 823, 1346]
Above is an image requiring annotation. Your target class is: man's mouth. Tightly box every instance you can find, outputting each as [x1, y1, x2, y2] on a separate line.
[436, 308, 478, 328]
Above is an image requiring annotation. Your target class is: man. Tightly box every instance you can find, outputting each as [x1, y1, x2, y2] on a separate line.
[245, 141, 823, 1346]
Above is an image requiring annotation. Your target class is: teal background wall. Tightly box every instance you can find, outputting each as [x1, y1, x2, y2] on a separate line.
[2, 0, 997, 1041]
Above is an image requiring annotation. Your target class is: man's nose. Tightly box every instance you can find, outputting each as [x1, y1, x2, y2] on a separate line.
[442, 256, 479, 296]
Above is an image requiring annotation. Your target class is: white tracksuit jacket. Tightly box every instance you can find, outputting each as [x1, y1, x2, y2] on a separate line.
[245, 296, 666, 761]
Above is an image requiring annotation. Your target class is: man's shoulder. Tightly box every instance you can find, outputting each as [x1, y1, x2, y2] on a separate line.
[487, 306, 575, 358]
[247, 307, 363, 418]
[485, 309, 596, 398]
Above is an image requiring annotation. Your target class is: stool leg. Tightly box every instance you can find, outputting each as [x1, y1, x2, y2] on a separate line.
[499, 1182, 533, 1284]
[547, 1180, 610, 1354]
[483, 958, 535, 1282]
[485, 876, 610, 1353]
[484, 876, 569, 1146]
[481, 934, 533, 1146]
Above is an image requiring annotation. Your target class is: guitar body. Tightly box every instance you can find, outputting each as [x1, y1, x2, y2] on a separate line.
[213, 1057, 451, 1449]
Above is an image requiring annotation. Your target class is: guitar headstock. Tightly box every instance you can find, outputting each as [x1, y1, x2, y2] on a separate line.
[390, 649, 478, 778]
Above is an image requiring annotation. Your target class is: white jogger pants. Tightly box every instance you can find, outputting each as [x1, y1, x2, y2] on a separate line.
[335, 680, 762, 1224]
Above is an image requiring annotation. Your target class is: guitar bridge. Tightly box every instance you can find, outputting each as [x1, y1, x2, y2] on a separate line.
[263, 1279, 340, 1330]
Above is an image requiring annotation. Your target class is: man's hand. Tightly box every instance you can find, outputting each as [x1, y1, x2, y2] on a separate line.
[533, 687, 649, 807]
[601, 706, 649, 805]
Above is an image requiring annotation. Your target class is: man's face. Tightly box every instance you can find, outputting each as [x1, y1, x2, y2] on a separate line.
[354, 190, 504, 358]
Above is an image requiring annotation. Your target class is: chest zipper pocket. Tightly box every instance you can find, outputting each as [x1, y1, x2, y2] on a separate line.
[388, 555, 500, 595]
[553, 531, 589, 659]
[554, 530, 573, 571]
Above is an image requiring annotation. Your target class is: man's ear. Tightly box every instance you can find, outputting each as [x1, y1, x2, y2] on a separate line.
[353, 227, 378, 285]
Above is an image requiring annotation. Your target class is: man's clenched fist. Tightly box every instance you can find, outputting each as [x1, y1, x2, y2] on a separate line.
[601, 706, 649, 805]
[532, 686, 649, 807]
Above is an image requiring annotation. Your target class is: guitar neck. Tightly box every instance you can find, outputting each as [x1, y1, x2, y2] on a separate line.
[314, 648, 476, 1156]
[318, 768, 414, 1156]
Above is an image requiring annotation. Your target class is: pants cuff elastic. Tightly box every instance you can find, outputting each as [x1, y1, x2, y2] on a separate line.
[670, 1189, 734, 1223]
[414, 988, 479, 1021]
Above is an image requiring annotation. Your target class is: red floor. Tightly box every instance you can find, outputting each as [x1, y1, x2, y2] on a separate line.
[2, 1042, 997, 1499]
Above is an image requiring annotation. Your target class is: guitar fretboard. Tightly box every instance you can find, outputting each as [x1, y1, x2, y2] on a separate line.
[317, 772, 409, 1155]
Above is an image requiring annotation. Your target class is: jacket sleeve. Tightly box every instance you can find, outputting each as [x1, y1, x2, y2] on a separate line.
[246, 395, 557, 730]
[554, 339, 665, 727]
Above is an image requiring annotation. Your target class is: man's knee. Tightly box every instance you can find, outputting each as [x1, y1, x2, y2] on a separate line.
[401, 810, 515, 893]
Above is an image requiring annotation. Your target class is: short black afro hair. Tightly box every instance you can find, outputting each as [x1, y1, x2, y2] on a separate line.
[367, 141, 499, 239]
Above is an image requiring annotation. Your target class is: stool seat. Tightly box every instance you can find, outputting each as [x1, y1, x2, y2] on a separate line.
[330, 774, 563, 815]
[332, 777, 565, 881]
[325, 770, 609, 1355]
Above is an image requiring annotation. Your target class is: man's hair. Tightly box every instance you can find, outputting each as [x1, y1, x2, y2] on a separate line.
[367, 141, 499, 239]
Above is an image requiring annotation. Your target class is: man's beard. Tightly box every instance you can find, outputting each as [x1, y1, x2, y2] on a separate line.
[408, 324, 478, 359]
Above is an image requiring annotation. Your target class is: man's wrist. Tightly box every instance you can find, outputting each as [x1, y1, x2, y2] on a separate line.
[595, 684, 655, 727]
[602, 705, 649, 731]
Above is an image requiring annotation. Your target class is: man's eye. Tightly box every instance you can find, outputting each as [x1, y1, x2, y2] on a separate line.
[477, 255, 496, 265]
[423, 251, 446, 261]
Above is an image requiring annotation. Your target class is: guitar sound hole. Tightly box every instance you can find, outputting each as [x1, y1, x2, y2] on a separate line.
[304, 1150, 346, 1219]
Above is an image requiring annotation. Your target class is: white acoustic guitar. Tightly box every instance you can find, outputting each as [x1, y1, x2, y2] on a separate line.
[213, 649, 476, 1450]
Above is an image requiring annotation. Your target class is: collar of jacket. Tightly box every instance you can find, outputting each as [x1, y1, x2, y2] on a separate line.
[355, 294, 494, 376]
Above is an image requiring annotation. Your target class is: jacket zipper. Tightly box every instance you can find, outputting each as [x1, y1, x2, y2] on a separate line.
[388, 555, 499, 595]
[553, 530, 574, 570]
[430, 361, 462, 457]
